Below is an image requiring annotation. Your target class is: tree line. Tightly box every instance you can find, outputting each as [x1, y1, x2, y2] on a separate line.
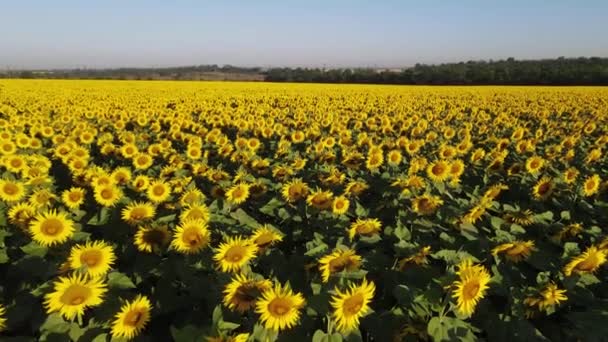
[2, 57, 608, 85]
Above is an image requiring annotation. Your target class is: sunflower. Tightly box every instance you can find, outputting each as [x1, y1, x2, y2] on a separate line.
[426, 160, 450, 182]
[0, 304, 5, 331]
[480, 183, 509, 204]
[306, 188, 334, 210]
[223, 274, 273, 313]
[131, 175, 151, 192]
[171, 219, 211, 254]
[451, 259, 491, 317]
[331, 279, 375, 333]
[134, 225, 171, 253]
[348, 218, 382, 240]
[344, 180, 368, 197]
[111, 295, 152, 340]
[532, 177, 553, 201]
[318, 249, 362, 282]
[387, 150, 402, 166]
[0, 179, 26, 202]
[179, 188, 206, 206]
[411, 194, 443, 216]
[132, 153, 153, 170]
[68, 240, 116, 277]
[147, 180, 171, 203]
[111, 167, 132, 185]
[249, 225, 283, 250]
[281, 178, 309, 202]
[256, 283, 306, 331]
[44, 273, 107, 321]
[93, 184, 123, 207]
[449, 159, 465, 179]
[61, 187, 86, 210]
[121, 201, 156, 225]
[462, 204, 488, 224]
[225, 183, 250, 205]
[29, 209, 75, 246]
[563, 246, 607, 276]
[492, 240, 535, 262]
[525, 156, 545, 174]
[524, 283, 568, 312]
[332, 195, 350, 215]
[214, 236, 258, 273]
[582, 174, 601, 197]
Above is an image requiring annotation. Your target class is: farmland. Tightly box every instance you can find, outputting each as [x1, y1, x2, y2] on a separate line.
[0, 80, 607, 341]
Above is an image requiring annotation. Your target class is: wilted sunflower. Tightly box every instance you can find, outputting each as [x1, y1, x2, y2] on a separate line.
[318, 249, 362, 282]
[451, 259, 491, 317]
[492, 240, 535, 262]
[398, 246, 432, 270]
[411, 194, 443, 216]
[332, 195, 350, 215]
[563, 246, 607, 276]
[348, 218, 382, 240]
[121, 201, 156, 225]
[134, 225, 171, 253]
[68, 240, 116, 277]
[503, 209, 535, 226]
[249, 225, 283, 250]
[44, 273, 107, 321]
[426, 160, 450, 182]
[226, 183, 250, 205]
[147, 180, 171, 203]
[223, 274, 272, 313]
[111, 295, 152, 340]
[214, 236, 259, 273]
[331, 279, 375, 333]
[256, 282, 306, 331]
[171, 219, 211, 254]
[532, 177, 554, 201]
[581, 174, 601, 197]
[93, 184, 123, 207]
[306, 188, 334, 210]
[29, 209, 75, 246]
[481, 183, 508, 204]
[524, 283, 568, 312]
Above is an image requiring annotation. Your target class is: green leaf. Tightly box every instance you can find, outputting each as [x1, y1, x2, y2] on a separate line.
[312, 330, 343, 342]
[157, 214, 177, 223]
[87, 207, 111, 226]
[491, 216, 505, 230]
[40, 313, 70, 334]
[218, 321, 240, 331]
[170, 325, 206, 342]
[394, 224, 411, 241]
[305, 244, 328, 256]
[259, 198, 283, 216]
[0, 249, 7, 264]
[560, 210, 571, 221]
[20, 241, 48, 257]
[107, 272, 136, 289]
[72, 231, 91, 242]
[354, 202, 368, 217]
[231, 209, 260, 228]
[427, 317, 448, 342]
[91, 334, 109, 342]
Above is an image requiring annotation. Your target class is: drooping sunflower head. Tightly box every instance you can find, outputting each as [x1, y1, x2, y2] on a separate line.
[398, 246, 432, 270]
[121, 201, 156, 225]
[29, 209, 75, 247]
[223, 273, 272, 313]
[563, 246, 607, 276]
[249, 225, 283, 250]
[134, 225, 171, 253]
[492, 240, 535, 262]
[524, 282, 568, 312]
[348, 218, 382, 240]
[8, 201, 37, 228]
[318, 249, 362, 283]
[214, 236, 259, 273]
[111, 295, 152, 340]
[171, 219, 211, 254]
[344, 180, 369, 197]
[255, 282, 306, 331]
[330, 279, 376, 333]
[44, 273, 107, 321]
[68, 240, 116, 277]
[411, 194, 444, 216]
[503, 209, 535, 226]
[306, 188, 334, 210]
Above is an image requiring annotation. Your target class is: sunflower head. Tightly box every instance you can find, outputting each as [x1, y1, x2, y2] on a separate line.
[29, 209, 75, 247]
[44, 273, 107, 321]
[451, 259, 491, 317]
[171, 219, 211, 254]
[255, 282, 306, 331]
[134, 225, 171, 253]
[214, 236, 259, 273]
[69, 240, 116, 277]
[111, 295, 152, 340]
[223, 274, 272, 313]
[331, 279, 376, 333]
[319, 249, 362, 282]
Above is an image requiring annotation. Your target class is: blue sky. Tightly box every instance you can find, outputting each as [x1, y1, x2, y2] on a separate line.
[1, 0, 606, 68]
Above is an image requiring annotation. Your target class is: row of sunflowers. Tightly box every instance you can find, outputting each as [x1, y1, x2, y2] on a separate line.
[0, 80, 607, 341]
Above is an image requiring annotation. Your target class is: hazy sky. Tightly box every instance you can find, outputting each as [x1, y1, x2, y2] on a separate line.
[1, 0, 607, 69]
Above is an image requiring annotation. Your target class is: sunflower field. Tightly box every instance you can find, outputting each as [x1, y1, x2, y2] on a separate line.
[0, 80, 607, 342]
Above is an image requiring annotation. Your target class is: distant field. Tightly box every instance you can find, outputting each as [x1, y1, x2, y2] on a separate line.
[0, 80, 607, 341]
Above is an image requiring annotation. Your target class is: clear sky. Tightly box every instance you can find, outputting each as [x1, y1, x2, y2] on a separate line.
[1, 0, 607, 69]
